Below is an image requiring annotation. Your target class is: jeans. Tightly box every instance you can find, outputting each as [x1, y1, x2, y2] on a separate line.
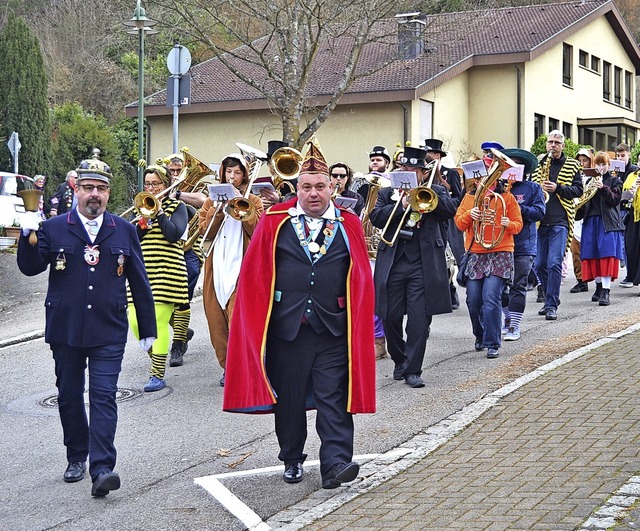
[52, 343, 124, 481]
[535, 225, 569, 310]
[465, 274, 506, 349]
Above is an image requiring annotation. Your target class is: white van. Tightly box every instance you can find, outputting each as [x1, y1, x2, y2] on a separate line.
[0, 172, 34, 227]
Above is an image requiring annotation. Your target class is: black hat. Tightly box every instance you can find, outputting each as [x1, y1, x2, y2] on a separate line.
[501, 148, 539, 176]
[369, 145, 391, 164]
[267, 140, 288, 160]
[424, 138, 447, 156]
[398, 146, 429, 169]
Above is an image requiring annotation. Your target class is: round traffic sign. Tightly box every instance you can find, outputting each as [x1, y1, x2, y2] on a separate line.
[167, 45, 192, 76]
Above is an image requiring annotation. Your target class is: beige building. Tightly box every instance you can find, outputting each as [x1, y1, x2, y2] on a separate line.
[129, 0, 640, 171]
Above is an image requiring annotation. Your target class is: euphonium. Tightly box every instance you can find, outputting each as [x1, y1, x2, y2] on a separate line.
[575, 170, 603, 210]
[472, 149, 516, 250]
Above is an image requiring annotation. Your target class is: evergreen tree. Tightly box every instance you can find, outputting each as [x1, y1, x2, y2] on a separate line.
[0, 14, 51, 176]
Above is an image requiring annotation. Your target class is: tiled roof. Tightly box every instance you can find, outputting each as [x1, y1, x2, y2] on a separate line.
[139, 0, 636, 112]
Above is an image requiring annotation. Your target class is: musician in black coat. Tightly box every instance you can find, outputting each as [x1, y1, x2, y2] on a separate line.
[370, 146, 457, 388]
[17, 168, 156, 497]
[49, 170, 77, 216]
[425, 138, 465, 308]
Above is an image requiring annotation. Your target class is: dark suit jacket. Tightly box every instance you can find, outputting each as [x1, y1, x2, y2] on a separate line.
[17, 210, 156, 347]
[268, 224, 349, 341]
[370, 184, 457, 317]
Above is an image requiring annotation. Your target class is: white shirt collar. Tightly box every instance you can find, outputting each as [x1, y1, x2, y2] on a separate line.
[295, 202, 335, 221]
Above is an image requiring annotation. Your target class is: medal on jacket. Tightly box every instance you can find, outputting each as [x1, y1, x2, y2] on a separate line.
[84, 245, 100, 265]
[55, 253, 66, 271]
[117, 254, 125, 276]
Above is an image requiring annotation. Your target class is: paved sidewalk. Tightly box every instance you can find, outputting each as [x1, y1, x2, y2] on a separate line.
[279, 327, 640, 530]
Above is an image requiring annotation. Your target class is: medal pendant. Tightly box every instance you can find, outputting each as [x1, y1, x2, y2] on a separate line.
[308, 242, 320, 254]
[84, 245, 100, 266]
[319, 245, 326, 255]
[323, 228, 333, 237]
[55, 257, 66, 271]
[288, 208, 298, 218]
[407, 219, 416, 228]
[410, 211, 422, 222]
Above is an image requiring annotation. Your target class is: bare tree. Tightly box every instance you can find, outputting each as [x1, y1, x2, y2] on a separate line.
[142, 0, 421, 147]
[28, 0, 138, 121]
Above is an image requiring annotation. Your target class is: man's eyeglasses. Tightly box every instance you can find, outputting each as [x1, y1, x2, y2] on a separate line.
[331, 174, 348, 179]
[78, 184, 110, 193]
[169, 168, 181, 175]
[144, 182, 163, 189]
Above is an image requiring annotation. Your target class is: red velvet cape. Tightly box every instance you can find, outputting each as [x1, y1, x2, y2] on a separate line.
[222, 197, 376, 414]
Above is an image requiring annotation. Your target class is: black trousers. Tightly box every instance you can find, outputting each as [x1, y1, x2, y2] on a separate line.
[266, 325, 353, 477]
[51, 343, 124, 481]
[382, 253, 431, 376]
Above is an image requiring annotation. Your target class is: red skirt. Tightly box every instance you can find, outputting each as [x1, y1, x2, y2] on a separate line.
[581, 257, 619, 282]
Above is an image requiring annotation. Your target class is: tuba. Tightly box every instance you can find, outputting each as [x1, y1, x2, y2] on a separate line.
[472, 149, 516, 250]
[270, 146, 302, 195]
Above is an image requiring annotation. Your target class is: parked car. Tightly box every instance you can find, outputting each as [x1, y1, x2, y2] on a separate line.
[0, 172, 35, 227]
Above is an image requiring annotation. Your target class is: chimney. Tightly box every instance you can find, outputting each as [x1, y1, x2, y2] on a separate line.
[396, 12, 426, 60]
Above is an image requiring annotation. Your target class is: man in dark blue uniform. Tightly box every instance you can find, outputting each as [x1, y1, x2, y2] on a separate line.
[17, 166, 156, 497]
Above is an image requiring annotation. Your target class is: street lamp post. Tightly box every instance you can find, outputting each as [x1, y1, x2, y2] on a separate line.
[123, 0, 157, 193]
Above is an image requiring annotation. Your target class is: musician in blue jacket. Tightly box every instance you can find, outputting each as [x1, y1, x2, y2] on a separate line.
[17, 166, 156, 497]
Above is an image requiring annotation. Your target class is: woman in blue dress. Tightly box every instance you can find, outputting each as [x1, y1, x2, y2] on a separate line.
[577, 151, 625, 306]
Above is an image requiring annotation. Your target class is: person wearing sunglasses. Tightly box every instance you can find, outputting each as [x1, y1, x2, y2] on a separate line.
[328, 162, 364, 216]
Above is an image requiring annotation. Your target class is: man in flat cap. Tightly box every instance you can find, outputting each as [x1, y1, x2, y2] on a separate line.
[17, 167, 156, 497]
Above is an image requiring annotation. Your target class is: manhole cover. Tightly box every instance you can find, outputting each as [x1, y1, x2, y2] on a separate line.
[38, 387, 143, 409]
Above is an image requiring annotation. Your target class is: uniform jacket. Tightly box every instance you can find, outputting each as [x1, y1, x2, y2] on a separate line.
[50, 182, 75, 214]
[17, 210, 156, 347]
[509, 180, 546, 256]
[223, 197, 376, 414]
[370, 183, 457, 317]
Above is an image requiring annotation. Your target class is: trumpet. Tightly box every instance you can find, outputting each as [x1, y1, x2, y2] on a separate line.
[380, 162, 439, 247]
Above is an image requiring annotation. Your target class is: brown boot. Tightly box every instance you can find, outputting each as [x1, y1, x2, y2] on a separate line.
[375, 337, 388, 360]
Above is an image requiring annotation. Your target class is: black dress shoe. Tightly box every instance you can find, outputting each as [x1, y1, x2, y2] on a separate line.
[545, 308, 558, 320]
[474, 340, 484, 351]
[63, 461, 86, 483]
[91, 471, 121, 497]
[537, 306, 549, 316]
[283, 463, 303, 483]
[322, 461, 359, 489]
[393, 361, 407, 380]
[569, 281, 588, 293]
[486, 348, 499, 359]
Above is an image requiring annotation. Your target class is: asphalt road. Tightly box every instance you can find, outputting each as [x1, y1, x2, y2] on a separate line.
[1, 249, 639, 530]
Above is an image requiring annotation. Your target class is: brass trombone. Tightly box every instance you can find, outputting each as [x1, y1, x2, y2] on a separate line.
[380, 162, 439, 247]
[200, 144, 266, 258]
[269, 146, 302, 195]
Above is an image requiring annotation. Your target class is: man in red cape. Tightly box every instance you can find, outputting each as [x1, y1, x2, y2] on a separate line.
[223, 139, 375, 489]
